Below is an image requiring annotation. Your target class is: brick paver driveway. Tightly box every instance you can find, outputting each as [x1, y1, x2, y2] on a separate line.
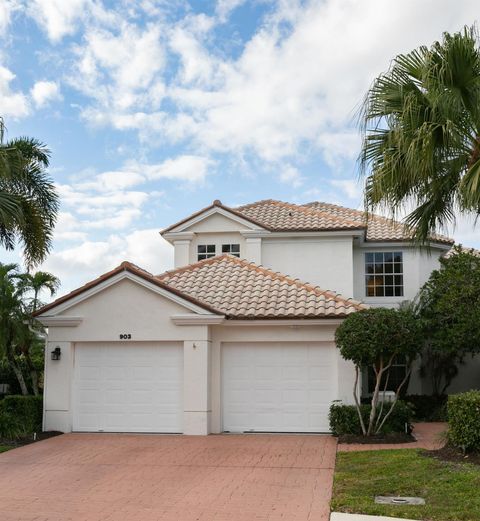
[0, 433, 337, 521]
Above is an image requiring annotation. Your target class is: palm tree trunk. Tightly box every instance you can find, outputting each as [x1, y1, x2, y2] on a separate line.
[6, 350, 29, 395]
[24, 352, 39, 396]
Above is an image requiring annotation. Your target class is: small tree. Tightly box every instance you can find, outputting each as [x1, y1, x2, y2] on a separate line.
[416, 247, 480, 395]
[335, 307, 421, 436]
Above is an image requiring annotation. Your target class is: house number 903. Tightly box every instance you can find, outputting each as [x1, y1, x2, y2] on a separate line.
[119, 334, 132, 340]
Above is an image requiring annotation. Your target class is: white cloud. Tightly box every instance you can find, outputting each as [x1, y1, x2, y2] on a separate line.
[71, 22, 166, 121]
[215, 0, 247, 21]
[136, 155, 215, 183]
[67, 0, 480, 170]
[75, 170, 145, 192]
[0, 0, 18, 37]
[280, 165, 303, 188]
[30, 80, 61, 108]
[330, 179, 361, 200]
[28, 0, 91, 42]
[0, 65, 29, 118]
[41, 228, 174, 294]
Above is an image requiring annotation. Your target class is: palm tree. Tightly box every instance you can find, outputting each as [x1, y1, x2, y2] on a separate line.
[15, 271, 60, 395]
[360, 26, 480, 242]
[0, 263, 29, 395]
[17, 271, 60, 313]
[0, 117, 59, 267]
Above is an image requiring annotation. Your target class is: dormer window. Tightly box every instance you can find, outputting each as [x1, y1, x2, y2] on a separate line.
[365, 252, 403, 297]
[222, 244, 240, 257]
[198, 244, 216, 261]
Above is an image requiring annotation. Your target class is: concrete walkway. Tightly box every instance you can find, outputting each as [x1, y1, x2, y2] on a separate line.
[331, 514, 417, 521]
[0, 433, 337, 521]
[337, 422, 447, 452]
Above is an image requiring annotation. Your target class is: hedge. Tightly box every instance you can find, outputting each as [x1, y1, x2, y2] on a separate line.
[404, 394, 447, 422]
[0, 395, 43, 439]
[447, 391, 480, 453]
[329, 400, 413, 436]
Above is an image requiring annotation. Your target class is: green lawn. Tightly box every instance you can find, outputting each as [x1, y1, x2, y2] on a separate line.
[333, 449, 480, 521]
[0, 445, 11, 453]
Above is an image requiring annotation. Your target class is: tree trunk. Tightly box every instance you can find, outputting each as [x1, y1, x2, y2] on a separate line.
[352, 365, 367, 436]
[367, 359, 384, 436]
[24, 352, 39, 396]
[7, 354, 29, 395]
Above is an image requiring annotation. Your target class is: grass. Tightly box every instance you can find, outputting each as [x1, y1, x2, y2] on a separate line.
[332, 449, 480, 521]
[0, 445, 11, 453]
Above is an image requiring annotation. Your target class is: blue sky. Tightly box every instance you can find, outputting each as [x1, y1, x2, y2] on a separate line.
[1, 0, 480, 295]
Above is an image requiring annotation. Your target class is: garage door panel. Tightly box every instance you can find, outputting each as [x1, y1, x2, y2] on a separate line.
[222, 342, 335, 433]
[73, 342, 183, 433]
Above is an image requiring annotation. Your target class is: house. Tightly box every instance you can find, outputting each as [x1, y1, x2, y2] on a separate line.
[35, 199, 472, 436]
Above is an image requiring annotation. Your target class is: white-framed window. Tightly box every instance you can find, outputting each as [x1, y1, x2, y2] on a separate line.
[365, 251, 403, 297]
[197, 244, 216, 260]
[222, 244, 240, 257]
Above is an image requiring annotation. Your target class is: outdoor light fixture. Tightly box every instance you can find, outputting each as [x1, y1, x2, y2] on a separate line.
[51, 347, 61, 361]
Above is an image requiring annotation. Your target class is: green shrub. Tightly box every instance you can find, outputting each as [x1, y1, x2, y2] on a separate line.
[329, 401, 413, 436]
[404, 394, 447, 421]
[0, 395, 43, 437]
[447, 391, 480, 452]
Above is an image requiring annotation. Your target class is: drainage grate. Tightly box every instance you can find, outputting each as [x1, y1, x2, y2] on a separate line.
[375, 496, 425, 506]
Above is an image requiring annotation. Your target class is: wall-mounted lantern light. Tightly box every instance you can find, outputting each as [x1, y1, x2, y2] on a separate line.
[51, 346, 61, 361]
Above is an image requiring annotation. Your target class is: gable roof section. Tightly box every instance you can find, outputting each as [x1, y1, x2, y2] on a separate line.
[303, 201, 453, 244]
[161, 200, 267, 234]
[162, 198, 453, 243]
[234, 199, 364, 232]
[33, 261, 219, 317]
[157, 254, 366, 319]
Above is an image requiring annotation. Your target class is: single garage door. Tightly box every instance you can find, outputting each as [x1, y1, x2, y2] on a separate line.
[73, 342, 183, 433]
[222, 342, 336, 433]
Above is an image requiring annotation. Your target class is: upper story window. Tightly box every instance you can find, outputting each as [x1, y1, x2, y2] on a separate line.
[365, 252, 403, 297]
[197, 244, 215, 261]
[222, 244, 240, 257]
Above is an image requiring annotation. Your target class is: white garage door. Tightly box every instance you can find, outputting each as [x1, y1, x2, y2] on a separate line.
[73, 342, 183, 433]
[222, 342, 336, 433]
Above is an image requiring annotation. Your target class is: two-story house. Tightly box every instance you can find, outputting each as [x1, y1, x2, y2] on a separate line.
[36, 199, 468, 436]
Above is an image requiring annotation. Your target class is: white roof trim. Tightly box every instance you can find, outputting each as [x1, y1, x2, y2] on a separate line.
[36, 316, 83, 327]
[166, 206, 265, 234]
[222, 319, 344, 326]
[37, 271, 214, 318]
[171, 314, 225, 325]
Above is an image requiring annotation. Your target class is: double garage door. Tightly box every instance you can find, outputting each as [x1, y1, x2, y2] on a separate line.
[73, 341, 335, 433]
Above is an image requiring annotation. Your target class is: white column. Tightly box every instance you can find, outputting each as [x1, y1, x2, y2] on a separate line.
[183, 340, 211, 435]
[245, 237, 262, 265]
[44, 341, 74, 433]
[174, 239, 191, 268]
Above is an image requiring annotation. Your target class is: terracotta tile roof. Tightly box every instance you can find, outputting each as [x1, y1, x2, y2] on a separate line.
[157, 254, 366, 319]
[162, 198, 453, 244]
[302, 201, 453, 244]
[234, 199, 364, 232]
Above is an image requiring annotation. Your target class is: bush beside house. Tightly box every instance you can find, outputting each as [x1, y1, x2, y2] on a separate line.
[447, 391, 480, 453]
[0, 395, 42, 439]
[329, 401, 413, 436]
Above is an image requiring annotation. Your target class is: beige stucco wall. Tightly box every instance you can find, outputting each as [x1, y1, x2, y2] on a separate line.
[261, 236, 355, 297]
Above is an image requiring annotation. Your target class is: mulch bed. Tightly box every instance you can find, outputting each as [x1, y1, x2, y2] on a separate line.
[338, 432, 415, 444]
[0, 431, 63, 448]
[426, 445, 480, 466]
